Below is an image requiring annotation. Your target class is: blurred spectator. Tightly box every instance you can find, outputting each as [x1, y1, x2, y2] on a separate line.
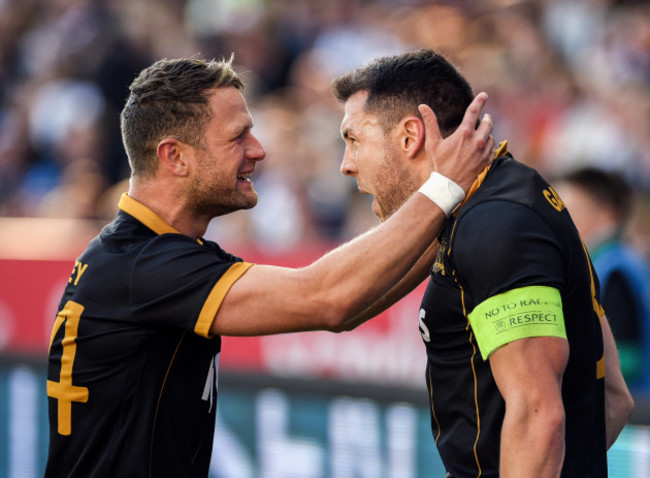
[555, 167, 650, 390]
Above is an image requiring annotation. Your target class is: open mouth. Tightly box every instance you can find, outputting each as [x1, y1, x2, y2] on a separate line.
[237, 172, 252, 183]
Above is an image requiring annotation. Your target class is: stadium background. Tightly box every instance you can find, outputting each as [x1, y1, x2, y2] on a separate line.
[0, 0, 649, 476]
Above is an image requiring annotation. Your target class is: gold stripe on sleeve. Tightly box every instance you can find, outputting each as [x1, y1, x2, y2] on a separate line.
[596, 356, 605, 380]
[194, 262, 254, 337]
[578, 237, 606, 379]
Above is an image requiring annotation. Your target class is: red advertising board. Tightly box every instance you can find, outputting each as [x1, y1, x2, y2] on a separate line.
[0, 247, 428, 387]
[0, 259, 73, 354]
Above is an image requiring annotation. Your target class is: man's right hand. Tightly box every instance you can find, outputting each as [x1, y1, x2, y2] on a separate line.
[418, 92, 495, 193]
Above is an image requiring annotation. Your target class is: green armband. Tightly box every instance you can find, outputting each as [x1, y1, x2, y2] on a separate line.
[468, 286, 567, 360]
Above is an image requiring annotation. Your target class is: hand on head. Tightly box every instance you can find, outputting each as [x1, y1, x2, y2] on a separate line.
[418, 92, 495, 193]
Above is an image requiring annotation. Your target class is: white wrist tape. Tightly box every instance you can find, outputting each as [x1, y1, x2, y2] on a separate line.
[418, 172, 466, 217]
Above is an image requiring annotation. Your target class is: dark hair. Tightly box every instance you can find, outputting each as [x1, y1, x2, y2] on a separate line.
[120, 55, 243, 177]
[331, 49, 474, 137]
[562, 167, 634, 223]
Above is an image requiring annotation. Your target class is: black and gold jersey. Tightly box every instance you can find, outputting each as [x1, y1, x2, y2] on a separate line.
[45, 194, 252, 477]
[419, 151, 606, 477]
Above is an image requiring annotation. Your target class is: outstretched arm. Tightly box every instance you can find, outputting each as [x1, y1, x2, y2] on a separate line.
[212, 93, 495, 336]
[334, 239, 438, 332]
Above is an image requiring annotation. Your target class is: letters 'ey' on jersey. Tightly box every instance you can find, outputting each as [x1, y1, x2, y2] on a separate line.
[45, 194, 252, 477]
[419, 151, 607, 477]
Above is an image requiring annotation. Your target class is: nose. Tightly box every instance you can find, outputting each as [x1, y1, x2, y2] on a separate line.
[340, 148, 357, 177]
[247, 133, 266, 162]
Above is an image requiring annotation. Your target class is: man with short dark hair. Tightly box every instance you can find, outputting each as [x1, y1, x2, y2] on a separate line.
[331, 49, 633, 477]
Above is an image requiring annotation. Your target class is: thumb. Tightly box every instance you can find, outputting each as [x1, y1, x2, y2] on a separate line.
[418, 103, 442, 143]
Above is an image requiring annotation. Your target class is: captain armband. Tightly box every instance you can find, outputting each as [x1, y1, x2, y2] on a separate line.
[417, 172, 466, 217]
[468, 286, 567, 360]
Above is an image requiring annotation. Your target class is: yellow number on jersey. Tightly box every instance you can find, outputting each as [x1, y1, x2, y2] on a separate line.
[47, 300, 89, 436]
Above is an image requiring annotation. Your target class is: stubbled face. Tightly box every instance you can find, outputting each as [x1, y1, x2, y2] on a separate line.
[187, 87, 266, 218]
[340, 91, 415, 220]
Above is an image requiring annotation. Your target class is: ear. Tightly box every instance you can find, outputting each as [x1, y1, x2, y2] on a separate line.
[157, 138, 190, 177]
[398, 116, 425, 159]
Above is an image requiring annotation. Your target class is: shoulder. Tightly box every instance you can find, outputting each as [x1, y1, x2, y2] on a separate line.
[454, 200, 559, 254]
[454, 155, 570, 257]
[451, 200, 565, 302]
[452, 200, 563, 283]
[135, 233, 241, 271]
[466, 155, 542, 208]
[129, 234, 246, 307]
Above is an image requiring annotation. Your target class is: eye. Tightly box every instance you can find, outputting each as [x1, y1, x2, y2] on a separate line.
[232, 130, 249, 143]
[232, 124, 253, 142]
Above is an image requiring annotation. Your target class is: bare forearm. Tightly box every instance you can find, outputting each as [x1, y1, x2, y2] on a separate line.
[215, 194, 446, 335]
[606, 390, 633, 449]
[306, 194, 445, 326]
[500, 409, 565, 477]
[335, 240, 438, 332]
[601, 314, 634, 448]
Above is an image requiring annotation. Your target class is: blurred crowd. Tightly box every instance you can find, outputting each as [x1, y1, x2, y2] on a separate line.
[0, 0, 649, 255]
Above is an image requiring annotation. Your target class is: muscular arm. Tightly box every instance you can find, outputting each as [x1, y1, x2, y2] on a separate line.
[334, 239, 438, 332]
[215, 197, 443, 335]
[601, 313, 634, 448]
[490, 336, 569, 478]
[212, 93, 494, 336]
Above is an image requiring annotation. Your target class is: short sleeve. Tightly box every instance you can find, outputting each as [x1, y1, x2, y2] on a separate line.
[453, 201, 568, 358]
[129, 234, 252, 337]
[453, 200, 565, 305]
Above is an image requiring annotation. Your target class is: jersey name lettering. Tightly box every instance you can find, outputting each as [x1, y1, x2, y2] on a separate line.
[201, 353, 220, 413]
[419, 309, 431, 342]
[543, 187, 565, 212]
[68, 261, 89, 286]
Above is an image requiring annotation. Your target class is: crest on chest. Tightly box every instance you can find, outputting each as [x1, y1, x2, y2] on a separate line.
[433, 233, 448, 276]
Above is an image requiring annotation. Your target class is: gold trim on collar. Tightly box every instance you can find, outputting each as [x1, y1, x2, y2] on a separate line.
[118, 193, 180, 235]
[454, 140, 509, 215]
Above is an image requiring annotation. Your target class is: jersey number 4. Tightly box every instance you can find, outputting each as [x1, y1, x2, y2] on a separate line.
[47, 300, 89, 436]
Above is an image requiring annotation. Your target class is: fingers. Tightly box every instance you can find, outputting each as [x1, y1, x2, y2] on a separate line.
[418, 103, 441, 142]
[418, 92, 495, 187]
[471, 94, 494, 163]
[476, 112, 493, 140]
[461, 92, 488, 129]
[420, 92, 491, 144]
[485, 134, 496, 164]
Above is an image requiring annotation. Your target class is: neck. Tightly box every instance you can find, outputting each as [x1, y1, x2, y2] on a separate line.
[411, 154, 436, 189]
[129, 178, 209, 239]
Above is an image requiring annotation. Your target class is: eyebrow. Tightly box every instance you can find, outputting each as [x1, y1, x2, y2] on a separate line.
[230, 121, 253, 138]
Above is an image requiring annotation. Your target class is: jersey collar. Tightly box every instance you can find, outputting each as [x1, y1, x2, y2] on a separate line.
[118, 193, 181, 235]
[453, 140, 508, 216]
